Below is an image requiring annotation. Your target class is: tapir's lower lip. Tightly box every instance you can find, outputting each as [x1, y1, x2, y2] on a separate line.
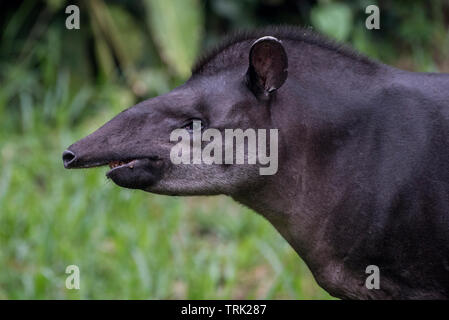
[105, 158, 159, 176]
[105, 158, 163, 190]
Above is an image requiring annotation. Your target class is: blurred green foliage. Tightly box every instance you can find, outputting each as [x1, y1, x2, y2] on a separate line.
[0, 0, 448, 299]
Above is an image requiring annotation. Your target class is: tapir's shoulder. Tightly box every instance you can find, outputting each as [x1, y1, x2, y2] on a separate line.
[383, 70, 449, 109]
[367, 70, 449, 130]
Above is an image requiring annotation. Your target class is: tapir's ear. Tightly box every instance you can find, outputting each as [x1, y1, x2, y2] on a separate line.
[247, 36, 288, 96]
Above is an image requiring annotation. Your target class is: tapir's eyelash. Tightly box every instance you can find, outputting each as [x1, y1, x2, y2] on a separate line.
[182, 118, 205, 132]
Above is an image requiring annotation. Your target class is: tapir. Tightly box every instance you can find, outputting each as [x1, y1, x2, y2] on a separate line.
[63, 26, 449, 299]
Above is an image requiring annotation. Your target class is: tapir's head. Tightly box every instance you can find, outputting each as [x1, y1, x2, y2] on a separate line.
[63, 36, 288, 196]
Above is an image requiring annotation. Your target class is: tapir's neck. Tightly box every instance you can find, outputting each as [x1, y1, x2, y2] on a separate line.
[232, 152, 339, 275]
[234, 54, 390, 287]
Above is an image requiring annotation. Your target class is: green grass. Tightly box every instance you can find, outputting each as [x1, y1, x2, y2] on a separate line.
[0, 119, 332, 299]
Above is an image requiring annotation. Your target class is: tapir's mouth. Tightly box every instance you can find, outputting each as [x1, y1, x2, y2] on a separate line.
[105, 157, 163, 189]
[108, 159, 138, 172]
[105, 157, 143, 177]
[63, 149, 163, 190]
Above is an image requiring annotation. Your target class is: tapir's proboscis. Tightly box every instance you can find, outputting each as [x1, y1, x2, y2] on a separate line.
[63, 26, 449, 299]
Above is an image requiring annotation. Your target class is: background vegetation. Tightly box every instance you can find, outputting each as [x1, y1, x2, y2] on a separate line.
[0, 0, 448, 299]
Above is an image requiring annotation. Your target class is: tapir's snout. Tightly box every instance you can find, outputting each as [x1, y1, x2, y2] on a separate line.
[62, 102, 165, 190]
[62, 147, 106, 169]
[62, 133, 164, 189]
[62, 106, 142, 170]
[61, 133, 114, 170]
[62, 149, 77, 168]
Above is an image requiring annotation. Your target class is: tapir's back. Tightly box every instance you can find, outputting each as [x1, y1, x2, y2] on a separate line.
[406, 71, 449, 115]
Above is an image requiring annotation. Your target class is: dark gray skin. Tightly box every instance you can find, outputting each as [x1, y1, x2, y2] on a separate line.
[63, 27, 449, 299]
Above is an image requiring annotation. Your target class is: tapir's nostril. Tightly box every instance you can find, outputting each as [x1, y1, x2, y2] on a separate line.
[62, 149, 76, 168]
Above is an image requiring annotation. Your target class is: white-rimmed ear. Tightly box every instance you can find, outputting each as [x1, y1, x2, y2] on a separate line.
[247, 36, 288, 96]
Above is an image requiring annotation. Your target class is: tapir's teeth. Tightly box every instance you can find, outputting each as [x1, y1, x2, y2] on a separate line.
[108, 160, 135, 169]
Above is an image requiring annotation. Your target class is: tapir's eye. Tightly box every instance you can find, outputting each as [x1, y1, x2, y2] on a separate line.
[182, 119, 204, 132]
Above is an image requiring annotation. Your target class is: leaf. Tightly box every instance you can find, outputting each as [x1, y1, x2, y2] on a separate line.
[144, 0, 203, 78]
[311, 3, 353, 41]
[108, 5, 146, 68]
